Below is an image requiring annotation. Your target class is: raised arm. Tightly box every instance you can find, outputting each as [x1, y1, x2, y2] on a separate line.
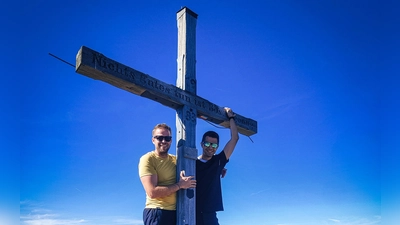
[222, 107, 239, 160]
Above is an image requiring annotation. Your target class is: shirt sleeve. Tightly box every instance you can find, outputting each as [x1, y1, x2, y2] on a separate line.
[218, 150, 229, 164]
[138, 154, 156, 177]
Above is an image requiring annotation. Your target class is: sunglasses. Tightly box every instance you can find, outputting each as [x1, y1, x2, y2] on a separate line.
[154, 136, 172, 142]
[203, 141, 218, 148]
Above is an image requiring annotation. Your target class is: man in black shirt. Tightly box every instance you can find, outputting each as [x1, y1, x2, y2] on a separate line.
[196, 107, 239, 225]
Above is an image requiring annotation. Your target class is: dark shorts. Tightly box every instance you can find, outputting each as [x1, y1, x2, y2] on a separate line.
[196, 211, 219, 225]
[143, 208, 176, 225]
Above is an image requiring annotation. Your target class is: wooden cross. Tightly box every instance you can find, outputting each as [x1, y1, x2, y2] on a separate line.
[75, 7, 257, 225]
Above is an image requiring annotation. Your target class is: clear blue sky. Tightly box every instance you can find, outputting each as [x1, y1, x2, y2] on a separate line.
[2, 0, 399, 224]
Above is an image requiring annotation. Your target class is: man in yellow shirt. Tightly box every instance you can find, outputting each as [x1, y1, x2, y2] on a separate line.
[139, 123, 196, 225]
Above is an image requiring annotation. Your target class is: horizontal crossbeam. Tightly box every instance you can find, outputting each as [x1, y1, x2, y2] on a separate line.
[75, 46, 257, 136]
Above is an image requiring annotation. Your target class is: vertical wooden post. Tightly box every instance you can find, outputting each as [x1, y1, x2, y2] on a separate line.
[176, 7, 198, 225]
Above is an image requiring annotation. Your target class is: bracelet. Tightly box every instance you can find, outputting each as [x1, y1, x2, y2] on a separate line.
[229, 116, 235, 120]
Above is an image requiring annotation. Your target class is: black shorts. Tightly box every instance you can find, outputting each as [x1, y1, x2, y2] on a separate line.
[143, 208, 176, 225]
[196, 211, 219, 225]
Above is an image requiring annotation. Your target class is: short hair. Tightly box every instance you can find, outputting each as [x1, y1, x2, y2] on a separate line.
[152, 123, 172, 136]
[202, 131, 219, 143]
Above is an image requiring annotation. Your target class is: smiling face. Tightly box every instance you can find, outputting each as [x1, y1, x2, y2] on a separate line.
[152, 127, 172, 158]
[201, 136, 219, 160]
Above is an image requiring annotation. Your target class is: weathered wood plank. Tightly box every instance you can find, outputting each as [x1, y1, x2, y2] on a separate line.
[76, 46, 257, 136]
[175, 7, 198, 225]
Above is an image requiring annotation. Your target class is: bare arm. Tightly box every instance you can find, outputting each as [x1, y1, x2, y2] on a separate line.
[223, 107, 239, 160]
[140, 175, 178, 199]
[140, 171, 196, 199]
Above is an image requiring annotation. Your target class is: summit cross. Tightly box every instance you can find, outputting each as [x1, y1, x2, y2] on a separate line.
[75, 7, 257, 225]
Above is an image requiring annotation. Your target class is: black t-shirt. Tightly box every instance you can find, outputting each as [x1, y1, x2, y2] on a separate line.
[196, 151, 228, 212]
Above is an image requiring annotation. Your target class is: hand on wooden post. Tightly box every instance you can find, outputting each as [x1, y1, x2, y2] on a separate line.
[224, 107, 236, 120]
[178, 170, 196, 189]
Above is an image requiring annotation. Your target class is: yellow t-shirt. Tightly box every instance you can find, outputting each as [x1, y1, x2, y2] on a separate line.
[138, 151, 177, 210]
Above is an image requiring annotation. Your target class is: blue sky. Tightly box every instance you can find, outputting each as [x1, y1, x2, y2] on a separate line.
[2, 0, 399, 224]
